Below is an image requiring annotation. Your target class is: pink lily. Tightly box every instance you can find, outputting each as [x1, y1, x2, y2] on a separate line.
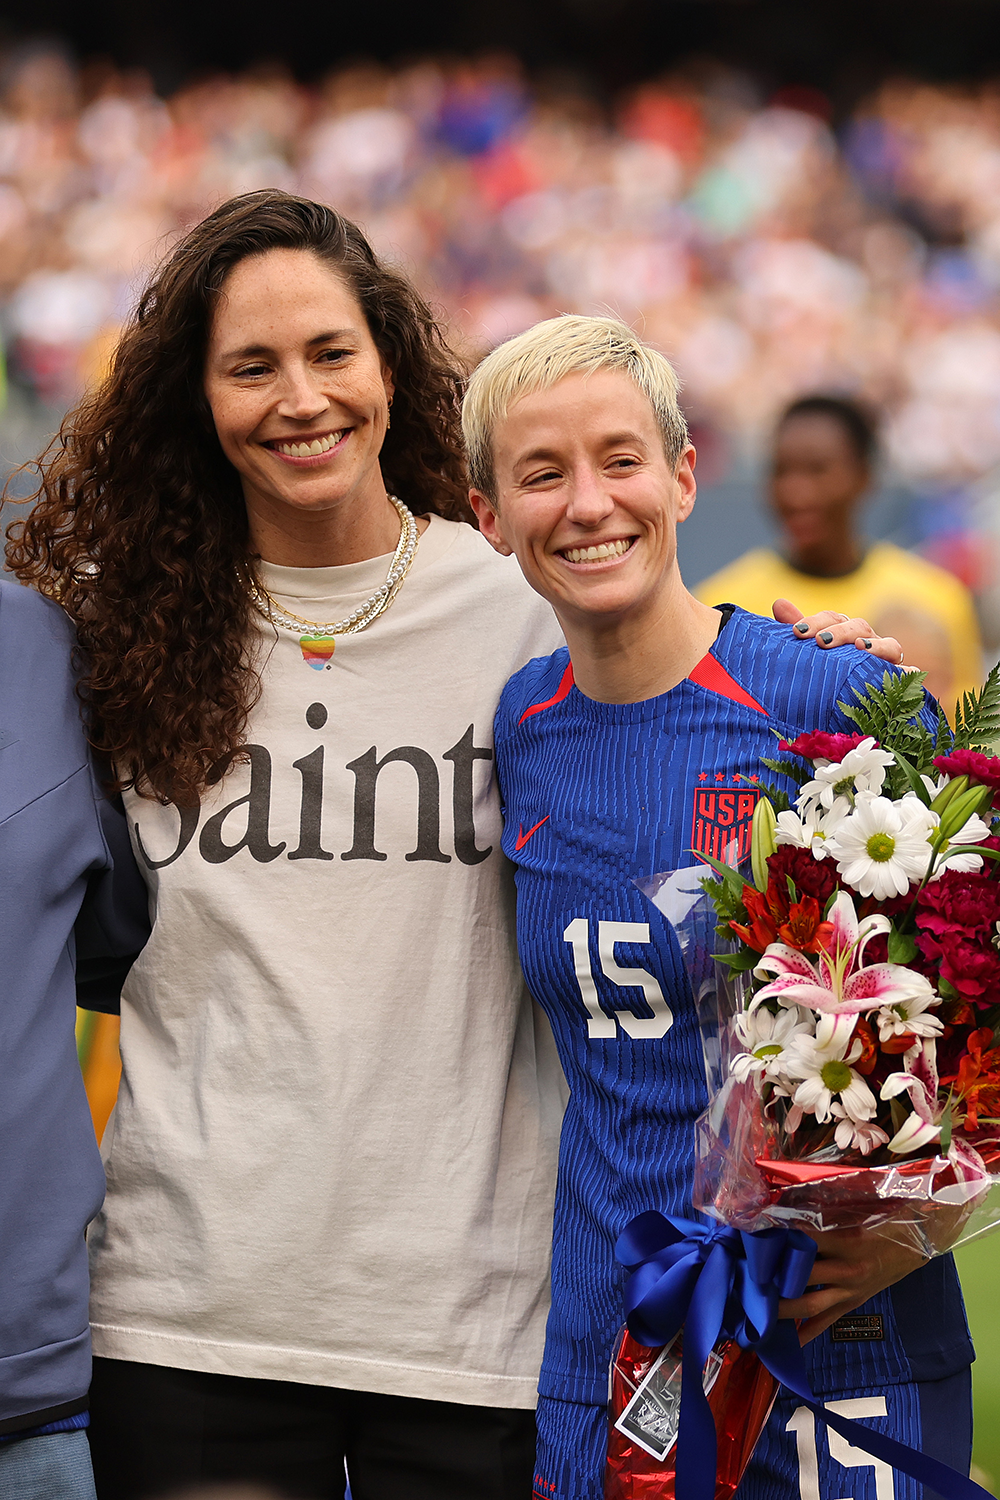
[881, 1045, 996, 1198]
[880, 1041, 943, 1153]
[751, 890, 935, 1017]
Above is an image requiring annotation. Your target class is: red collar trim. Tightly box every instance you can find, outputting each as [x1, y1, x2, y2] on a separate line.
[687, 652, 768, 715]
[518, 662, 575, 723]
[518, 653, 767, 722]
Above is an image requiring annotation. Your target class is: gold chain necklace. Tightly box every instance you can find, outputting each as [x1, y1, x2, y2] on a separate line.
[248, 495, 419, 640]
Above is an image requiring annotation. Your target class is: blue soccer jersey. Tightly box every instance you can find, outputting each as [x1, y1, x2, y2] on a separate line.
[494, 608, 974, 1422]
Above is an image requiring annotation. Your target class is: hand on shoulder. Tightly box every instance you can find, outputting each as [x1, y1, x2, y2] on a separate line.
[772, 598, 907, 668]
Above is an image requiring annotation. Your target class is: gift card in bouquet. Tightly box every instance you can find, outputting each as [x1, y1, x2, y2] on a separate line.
[614, 1343, 724, 1461]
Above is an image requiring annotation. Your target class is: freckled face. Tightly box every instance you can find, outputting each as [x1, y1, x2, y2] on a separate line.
[472, 369, 696, 625]
[203, 247, 394, 531]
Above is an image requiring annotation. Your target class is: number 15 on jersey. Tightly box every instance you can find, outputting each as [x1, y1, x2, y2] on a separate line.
[564, 918, 674, 1040]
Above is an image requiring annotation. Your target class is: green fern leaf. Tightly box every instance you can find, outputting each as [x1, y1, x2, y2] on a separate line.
[760, 782, 792, 813]
[759, 756, 811, 787]
[953, 661, 1000, 752]
[835, 669, 938, 799]
[932, 707, 952, 758]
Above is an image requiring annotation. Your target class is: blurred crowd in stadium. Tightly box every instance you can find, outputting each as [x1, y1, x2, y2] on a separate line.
[2, 43, 1000, 652]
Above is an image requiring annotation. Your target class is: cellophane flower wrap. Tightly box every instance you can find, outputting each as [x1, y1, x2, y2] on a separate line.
[606, 667, 1000, 1500]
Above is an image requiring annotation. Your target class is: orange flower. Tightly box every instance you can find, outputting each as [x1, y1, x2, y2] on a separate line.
[941, 1000, 976, 1027]
[881, 1031, 918, 1055]
[732, 882, 837, 957]
[731, 885, 783, 952]
[852, 1017, 879, 1075]
[778, 895, 835, 955]
[943, 1028, 1000, 1132]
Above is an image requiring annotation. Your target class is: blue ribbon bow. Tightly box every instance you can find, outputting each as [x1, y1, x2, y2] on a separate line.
[616, 1212, 992, 1500]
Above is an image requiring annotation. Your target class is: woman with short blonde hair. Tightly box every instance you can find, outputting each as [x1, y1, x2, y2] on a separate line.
[466, 313, 971, 1500]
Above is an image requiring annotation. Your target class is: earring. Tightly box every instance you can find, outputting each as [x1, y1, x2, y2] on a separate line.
[386, 398, 393, 431]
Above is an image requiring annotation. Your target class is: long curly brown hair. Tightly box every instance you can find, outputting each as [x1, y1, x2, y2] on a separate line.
[5, 190, 471, 805]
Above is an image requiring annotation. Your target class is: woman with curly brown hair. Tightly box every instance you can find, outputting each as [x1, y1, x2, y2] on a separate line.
[7, 189, 566, 1500]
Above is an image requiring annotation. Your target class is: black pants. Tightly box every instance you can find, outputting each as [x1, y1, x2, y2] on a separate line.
[88, 1357, 537, 1500]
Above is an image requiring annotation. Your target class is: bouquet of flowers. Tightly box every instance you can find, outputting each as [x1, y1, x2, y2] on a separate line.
[606, 666, 1000, 1500]
[694, 664, 1000, 1239]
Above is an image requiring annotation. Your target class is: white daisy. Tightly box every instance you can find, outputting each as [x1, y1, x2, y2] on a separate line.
[798, 738, 896, 814]
[826, 793, 937, 899]
[932, 809, 991, 879]
[875, 990, 943, 1044]
[918, 773, 949, 800]
[731, 1004, 814, 1086]
[830, 1106, 890, 1154]
[775, 801, 849, 861]
[783, 1012, 877, 1125]
[901, 787, 992, 879]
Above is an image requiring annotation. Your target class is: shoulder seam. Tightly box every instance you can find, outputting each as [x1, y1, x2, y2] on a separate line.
[0, 762, 90, 830]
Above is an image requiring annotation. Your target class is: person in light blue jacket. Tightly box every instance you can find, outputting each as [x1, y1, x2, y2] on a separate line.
[0, 578, 149, 1499]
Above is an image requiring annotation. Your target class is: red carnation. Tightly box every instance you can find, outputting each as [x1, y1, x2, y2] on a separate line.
[916, 871, 1000, 937]
[916, 930, 1000, 1002]
[779, 732, 871, 763]
[766, 844, 841, 904]
[935, 1014, 978, 1080]
[863, 932, 888, 964]
[932, 749, 1000, 807]
[857, 898, 927, 971]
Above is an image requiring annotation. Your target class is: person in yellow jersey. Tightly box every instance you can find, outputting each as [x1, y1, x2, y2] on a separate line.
[695, 395, 985, 713]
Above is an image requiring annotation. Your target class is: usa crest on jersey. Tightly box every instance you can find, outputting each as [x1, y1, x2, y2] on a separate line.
[690, 779, 761, 864]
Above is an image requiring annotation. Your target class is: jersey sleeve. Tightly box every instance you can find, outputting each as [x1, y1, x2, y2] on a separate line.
[494, 674, 523, 751]
[493, 651, 572, 803]
[824, 652, 943, 739]
[493, 683, 520, 816]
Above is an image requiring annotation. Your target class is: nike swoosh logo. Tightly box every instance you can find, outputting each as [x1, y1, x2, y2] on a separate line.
[515, 816, 550, 851]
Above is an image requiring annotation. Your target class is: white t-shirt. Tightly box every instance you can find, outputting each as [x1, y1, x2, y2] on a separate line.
[89, 516, 566, 1409]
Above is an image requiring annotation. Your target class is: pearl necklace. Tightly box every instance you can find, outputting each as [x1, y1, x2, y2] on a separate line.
[248, 495, 419, 638]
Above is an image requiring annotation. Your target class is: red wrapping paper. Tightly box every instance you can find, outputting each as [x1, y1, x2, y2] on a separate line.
[605, 1327, 778, 1500]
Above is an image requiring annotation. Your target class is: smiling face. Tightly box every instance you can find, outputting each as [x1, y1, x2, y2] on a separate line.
[470, 368, 696, 629]
[204, 247, 395, 559]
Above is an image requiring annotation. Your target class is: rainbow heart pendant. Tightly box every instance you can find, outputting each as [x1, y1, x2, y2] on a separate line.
[299, 636, 336, 670]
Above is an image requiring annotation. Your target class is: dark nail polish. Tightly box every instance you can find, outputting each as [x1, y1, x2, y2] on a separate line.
[863, 638, 872, 649]
[794, 621, 809, 633]
[818, 630, 833, 644]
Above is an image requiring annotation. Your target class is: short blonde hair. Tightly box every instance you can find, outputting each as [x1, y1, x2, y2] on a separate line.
[462, 314, 688, 503]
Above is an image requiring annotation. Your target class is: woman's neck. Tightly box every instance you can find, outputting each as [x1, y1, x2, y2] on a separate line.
[785, 527, 864, 579]
[558, 585, 724, 704]
[247, 485, 404, 568]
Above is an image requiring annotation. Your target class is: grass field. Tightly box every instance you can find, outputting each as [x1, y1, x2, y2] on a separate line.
[957, 1237, 1000, 1491]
